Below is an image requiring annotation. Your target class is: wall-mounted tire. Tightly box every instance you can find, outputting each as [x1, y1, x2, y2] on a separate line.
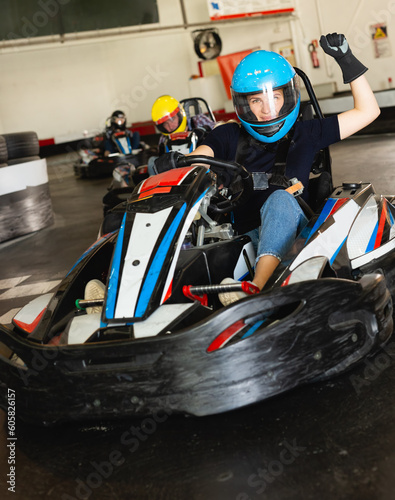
[2, 131, 40, 160]
[0, 136, 8, 164]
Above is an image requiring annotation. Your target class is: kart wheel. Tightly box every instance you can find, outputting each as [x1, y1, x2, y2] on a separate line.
[73, 161, 88, 179]
[2, 131, 40, 160]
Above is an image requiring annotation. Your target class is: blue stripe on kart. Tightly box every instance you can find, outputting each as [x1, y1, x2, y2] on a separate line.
[105, 213, 127, 320]
[305, 198, 337, 245]
[241, 320, 264, 339]
[330, 237, 347, 265]
[114, 135, 131, 155]
[389, 208, 394, 225]
[135, 203, 187, 317]
[365, 221, 379, 253]
[239, 271, 250, 281]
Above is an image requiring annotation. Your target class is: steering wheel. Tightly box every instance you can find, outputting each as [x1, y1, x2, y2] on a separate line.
[176, 155, 254, 213]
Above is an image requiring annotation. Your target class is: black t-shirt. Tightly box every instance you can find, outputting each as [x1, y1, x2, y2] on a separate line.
[202, 117, 340, 232]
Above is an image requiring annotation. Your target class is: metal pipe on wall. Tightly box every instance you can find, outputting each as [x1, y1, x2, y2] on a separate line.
[0, 5, 294, 51]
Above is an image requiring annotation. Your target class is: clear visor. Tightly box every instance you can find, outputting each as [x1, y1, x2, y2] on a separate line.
[231, 75, 300, 125]
[114, 117, 125, 126]
[155, 108, 183, 134]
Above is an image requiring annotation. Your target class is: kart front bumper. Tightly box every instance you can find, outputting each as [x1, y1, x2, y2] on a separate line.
[0, 274, 392, 425]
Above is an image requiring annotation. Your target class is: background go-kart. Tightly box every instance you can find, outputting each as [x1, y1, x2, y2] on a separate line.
[1, 135, 395, 500]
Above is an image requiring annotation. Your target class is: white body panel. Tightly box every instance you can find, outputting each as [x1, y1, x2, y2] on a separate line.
[115, 207, 172, 318]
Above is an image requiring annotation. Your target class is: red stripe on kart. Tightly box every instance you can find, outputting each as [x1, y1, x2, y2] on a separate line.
[169, 131, 189, 140]
[375, 199, 388, 249]
[328, 198, 348, 218]
[138, 186, 172, 199]
[162, 280, 173, 303]
[138, 167, 194, 194]
[13, 308, 46, 334]
[207, 320, 245, 352]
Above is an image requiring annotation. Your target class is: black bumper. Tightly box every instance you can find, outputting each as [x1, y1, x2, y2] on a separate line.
[0, 274, 392, 425]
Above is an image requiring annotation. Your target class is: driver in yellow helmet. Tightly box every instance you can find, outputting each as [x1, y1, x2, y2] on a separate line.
[151, 95, 188, 135]
[148, 94, 215, 175]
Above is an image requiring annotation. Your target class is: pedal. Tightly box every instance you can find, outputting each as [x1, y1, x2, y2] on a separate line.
[183, 281, 259, 305]
[75, 299, 104, 310]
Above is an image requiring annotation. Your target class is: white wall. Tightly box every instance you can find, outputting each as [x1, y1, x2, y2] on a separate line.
[293, 0, 395, 91]
[0, 0, 394, 140]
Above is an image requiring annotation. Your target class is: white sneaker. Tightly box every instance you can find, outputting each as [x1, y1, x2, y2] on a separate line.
[218, 278, 258, 306]
[84, 279, 105, 314]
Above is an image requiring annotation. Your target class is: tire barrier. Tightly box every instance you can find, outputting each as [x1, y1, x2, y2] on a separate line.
[2, 131, 40, 160]
[0, 135, 8, 164]
[0, 131, 53, 243]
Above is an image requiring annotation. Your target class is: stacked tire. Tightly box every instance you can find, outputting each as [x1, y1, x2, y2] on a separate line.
[0, 131, 53, 243]
[1, 131, 41, 166]
[0, 135, 7, 167]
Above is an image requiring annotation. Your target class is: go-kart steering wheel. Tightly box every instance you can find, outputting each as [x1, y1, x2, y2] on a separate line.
[177, 155, 254, 213]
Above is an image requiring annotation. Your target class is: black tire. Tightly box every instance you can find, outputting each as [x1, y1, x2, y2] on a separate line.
[0, 136, 7, 164]
[2, 131, 40, 160]
[6, 156, 41, 166]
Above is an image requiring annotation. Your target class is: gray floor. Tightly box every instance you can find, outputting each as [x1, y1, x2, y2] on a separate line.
[1, 134, 395, 499]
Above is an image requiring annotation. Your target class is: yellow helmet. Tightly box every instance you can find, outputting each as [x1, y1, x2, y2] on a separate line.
[151, 95, 187, 135]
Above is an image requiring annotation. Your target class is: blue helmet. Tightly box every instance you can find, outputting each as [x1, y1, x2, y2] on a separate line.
[231, 50, 300, 143]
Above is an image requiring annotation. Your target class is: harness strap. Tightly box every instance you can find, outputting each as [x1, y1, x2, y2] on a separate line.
[235, 125, 294, 190]
[269, 136, 292, 188]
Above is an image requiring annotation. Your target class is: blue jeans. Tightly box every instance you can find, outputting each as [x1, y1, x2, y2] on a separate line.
[147, 155, 158, 176]
[131, 131, 141, 150]
[245, 190, 308, 264]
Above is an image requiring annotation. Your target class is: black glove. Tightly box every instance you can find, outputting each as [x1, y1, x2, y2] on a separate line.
[153, 151, 184, 174]
[319, 32, 367, 84]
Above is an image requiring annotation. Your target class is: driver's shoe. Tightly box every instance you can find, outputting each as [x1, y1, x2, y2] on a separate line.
[84, 279, 105, 314]
[218, 278, 257, 306]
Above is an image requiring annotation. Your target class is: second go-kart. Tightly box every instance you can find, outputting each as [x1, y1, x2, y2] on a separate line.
[74, 128, 157, 179]
[104, 97, 216, 214]
[0, 150, 393, 425]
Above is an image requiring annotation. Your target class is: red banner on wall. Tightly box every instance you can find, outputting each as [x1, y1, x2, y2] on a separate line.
[217, 49, 255, 99]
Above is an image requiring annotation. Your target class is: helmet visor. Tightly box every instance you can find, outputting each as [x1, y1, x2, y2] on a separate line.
[111, 114, 126, 129]
[114, 117, 125, 127]
[231, 75, 300, 125]
[155, 107, 184, 134]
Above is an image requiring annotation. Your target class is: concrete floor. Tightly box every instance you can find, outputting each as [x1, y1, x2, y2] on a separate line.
[1, 134, 395, 499]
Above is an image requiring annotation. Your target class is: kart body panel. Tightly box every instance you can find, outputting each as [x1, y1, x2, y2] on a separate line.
[74, 130, 156, 179]
[0, 273, 391, 425]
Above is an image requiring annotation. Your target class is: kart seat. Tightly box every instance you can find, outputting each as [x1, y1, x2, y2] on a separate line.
[180, 97, 216, 126]
[300, 101, 314, 121]
[298, 102, 333, 213]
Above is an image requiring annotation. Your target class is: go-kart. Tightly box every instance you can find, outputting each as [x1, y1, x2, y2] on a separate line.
[73, 129, 157, 179]
[157, 97, 216, 158]
[0, 150, 393, 425]
[105, 98, 216, 213]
